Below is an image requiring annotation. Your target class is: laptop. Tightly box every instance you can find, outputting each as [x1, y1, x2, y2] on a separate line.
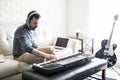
[54, 37, 69, 50]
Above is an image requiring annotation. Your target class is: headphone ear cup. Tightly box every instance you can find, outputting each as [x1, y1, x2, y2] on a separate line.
[26, 18, 29, 24]
[26, 11, 38, 24]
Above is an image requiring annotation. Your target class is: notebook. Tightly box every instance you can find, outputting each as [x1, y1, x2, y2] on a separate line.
[54, 37, 69, 50]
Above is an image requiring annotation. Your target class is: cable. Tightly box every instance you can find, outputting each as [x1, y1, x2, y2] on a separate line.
[107, 60, 120, 76]
[111, 67, 120, 76]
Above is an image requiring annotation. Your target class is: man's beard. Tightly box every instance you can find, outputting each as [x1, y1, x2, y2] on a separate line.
[29, 25, 36, 30]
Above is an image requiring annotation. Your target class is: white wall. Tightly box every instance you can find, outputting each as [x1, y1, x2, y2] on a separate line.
[89, 0, 120, 52]
[0, 0, 67, 36]
[67, 0, 89, 37]
[0, 0, 89, 37]
[67, 0, 120, 53]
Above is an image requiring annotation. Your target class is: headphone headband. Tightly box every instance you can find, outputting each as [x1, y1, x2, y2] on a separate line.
[26, 11, 39, 23]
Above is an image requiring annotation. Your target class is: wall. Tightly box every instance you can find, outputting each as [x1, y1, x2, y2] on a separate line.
[0, 0, 89, 37]
[67, 0, 89, 37]
[0, 0, 67, 36]
[89, 0, 120, 52]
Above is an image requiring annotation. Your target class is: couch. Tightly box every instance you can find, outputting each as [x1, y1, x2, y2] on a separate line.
[0, 24, 79, 79]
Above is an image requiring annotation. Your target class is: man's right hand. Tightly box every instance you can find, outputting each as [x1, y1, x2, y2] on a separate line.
[32, 48, 57, 61]
[44, 54, 57, 60]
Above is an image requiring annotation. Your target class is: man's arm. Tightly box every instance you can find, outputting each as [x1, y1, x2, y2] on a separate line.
[31, 49, 46, 57]
[19, 37, 45, 57]
[17, 28, 56, 60]
[19, 35, 56, 60]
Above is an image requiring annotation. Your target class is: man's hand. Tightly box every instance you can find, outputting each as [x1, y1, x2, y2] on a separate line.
[32, 48, 57, 61]
[44, 54, 57, 60]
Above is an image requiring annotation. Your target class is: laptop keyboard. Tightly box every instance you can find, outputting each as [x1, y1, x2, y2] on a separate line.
[54, 47, 64, 50]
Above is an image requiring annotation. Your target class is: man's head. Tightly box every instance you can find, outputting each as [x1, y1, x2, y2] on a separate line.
[26, 11, 40, 30]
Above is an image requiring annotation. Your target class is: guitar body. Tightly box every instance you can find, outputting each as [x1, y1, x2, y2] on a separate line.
[95, 39, 117, 68]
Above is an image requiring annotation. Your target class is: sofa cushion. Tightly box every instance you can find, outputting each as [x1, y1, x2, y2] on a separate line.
[17, 62, 30, 72]
[4, 55, 13, 59]
[1, 74, 22, 80]
[0, 41, 12, 56]
[0, 59, 19, 78]
[0, 27, 14, 56]
[0, 55, 30, 79]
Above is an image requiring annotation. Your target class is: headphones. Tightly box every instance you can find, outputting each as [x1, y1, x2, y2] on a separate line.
[26, 11, 39, 24]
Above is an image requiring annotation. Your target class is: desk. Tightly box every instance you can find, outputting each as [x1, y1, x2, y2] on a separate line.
[22, 58, 107, 80]
[68, 36, 94, 54]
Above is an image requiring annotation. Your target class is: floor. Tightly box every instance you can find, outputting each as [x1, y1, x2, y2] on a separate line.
[90, 67, 120, 80]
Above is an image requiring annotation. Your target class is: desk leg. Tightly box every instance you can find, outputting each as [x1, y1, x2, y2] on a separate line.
[81, 39, 83, 53]
[102, 69, 106, 80]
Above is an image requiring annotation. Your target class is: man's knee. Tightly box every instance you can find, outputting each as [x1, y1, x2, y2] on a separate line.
[14, 53, 45, 64]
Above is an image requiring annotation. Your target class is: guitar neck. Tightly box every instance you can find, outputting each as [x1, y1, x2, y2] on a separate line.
[107, 15, 118, 47]
[107, 21, 116, 47]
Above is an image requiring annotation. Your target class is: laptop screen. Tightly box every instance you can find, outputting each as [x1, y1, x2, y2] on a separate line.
[55, 37, 69, 48]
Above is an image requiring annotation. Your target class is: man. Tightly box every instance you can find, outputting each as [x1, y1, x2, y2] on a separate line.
[13, 11, 56, 64]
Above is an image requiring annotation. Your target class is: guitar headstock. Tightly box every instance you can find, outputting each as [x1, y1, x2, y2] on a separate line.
[114, 14, 119, 21]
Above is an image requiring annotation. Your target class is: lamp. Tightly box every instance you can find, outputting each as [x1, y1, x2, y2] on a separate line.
[75, 29, 81, 39]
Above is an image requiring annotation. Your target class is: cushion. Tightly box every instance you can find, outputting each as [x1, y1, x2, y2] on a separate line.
[17, 62, 30, 72]
[0, 41, 12, 56]
[0, 59, 19, 78]
[0, 27, 14, 56]
[0, 55, 30, 79]
[4, 55, 13, 59]
[1, 74, 22, 80]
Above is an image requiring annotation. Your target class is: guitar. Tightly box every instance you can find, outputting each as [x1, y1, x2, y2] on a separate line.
[95, 15, 118, 68]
